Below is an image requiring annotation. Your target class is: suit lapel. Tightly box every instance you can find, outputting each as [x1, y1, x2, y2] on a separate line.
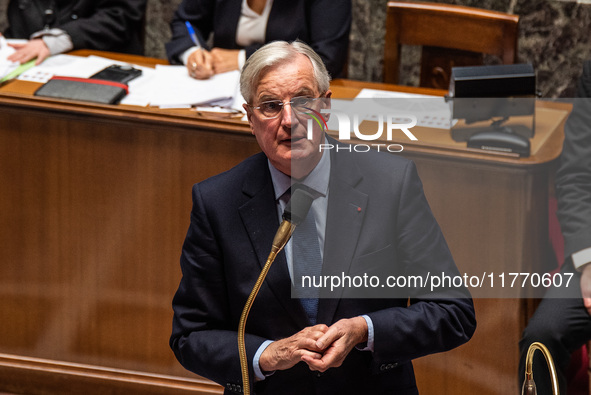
[317, 147, 368, 325]
[238, 157, 309, 329]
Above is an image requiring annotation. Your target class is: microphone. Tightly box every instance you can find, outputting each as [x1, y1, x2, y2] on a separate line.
[270, 186, 315, 258]
[238, 185, 315, 395]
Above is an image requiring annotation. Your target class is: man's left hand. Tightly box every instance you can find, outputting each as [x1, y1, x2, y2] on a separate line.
[301, 317, 368, 372]
[211, 48, 240, 74]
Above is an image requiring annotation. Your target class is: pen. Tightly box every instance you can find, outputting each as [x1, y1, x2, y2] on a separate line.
[185, 21, 201, 48]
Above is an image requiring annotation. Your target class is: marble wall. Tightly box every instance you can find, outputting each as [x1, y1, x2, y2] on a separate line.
[1, 0, 590, 97]
[348, 0, 591, 97]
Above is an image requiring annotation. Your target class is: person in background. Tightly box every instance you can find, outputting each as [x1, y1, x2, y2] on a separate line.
[170, 40, 476, 395]
[519, 60, 591, 395]
[3, 0, 147, 65]
[165, 0, 351, 80]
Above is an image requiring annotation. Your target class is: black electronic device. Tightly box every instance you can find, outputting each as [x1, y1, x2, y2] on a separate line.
[451, 119, 534, 142]
[448, 64, 536, 123]
[447, 64, 537, 157]
[449, 63, 536, 99]
[90, 64, 142, 84]
[467, 130, 530, 157]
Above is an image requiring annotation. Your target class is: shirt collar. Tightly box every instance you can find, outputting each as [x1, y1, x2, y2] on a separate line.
[269, 148, 330, 201]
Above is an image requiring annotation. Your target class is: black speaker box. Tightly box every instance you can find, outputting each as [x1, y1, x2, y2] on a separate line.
[449, 63, 536, 98]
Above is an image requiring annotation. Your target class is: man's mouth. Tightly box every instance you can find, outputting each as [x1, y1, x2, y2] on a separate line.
[290, 135, 305, 143]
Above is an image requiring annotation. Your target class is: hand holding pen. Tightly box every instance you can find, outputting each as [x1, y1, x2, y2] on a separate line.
[184, 21, 240, 79]
[185, 21, 213, 79]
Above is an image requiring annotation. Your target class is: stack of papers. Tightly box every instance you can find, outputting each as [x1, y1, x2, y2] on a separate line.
[0, 36, 19, 81]
[147, 66, 241, 108]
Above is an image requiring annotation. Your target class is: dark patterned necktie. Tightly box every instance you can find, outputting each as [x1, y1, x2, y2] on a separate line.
[291, 199, 322, 325]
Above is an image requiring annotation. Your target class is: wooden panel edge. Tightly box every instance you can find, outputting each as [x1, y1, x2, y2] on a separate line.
[0, 353, 223, 395]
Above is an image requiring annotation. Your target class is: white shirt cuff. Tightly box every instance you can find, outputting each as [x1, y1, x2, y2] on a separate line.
[573, 247, 591, 270]
[357, 315, 374, 352]
[180, 46, 202, 66]
[253, 339, 275, 381]
[237, 49, 246, 70]
[30, 28, 73, 56]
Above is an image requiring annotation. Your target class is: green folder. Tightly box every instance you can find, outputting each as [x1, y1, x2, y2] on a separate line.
[0, 60, 36, 83]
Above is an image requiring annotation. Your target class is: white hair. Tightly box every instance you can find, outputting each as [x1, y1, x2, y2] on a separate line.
[240, 40, 331, 103]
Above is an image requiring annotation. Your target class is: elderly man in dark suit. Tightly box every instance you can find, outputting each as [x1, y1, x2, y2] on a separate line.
[170, 40, 476, 395]
[519, 61, 591, 395]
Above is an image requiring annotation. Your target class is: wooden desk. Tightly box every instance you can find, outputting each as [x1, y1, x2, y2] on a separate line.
[331, 79, 570, 394]
[0, 51, 569, 394]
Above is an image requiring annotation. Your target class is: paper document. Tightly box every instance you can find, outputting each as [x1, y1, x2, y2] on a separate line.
[355, 88, 452, 130]
[147, 66, 240, 108]
[18, 54, 127, 83]
[0, 36, 18, 81]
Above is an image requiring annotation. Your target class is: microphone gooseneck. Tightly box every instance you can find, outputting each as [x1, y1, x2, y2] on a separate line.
[271, 186, 315, 252]
[238, 186, 315, 395]
[521, 342, 559, 395]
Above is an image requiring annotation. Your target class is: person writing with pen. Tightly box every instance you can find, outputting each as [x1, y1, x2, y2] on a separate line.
[165, 0, 351, 80]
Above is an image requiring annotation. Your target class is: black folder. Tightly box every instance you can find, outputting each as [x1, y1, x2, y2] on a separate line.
[34, 76, 128, 104]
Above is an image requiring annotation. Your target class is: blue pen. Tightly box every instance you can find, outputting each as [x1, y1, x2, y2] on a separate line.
[185, 21, 201, 48]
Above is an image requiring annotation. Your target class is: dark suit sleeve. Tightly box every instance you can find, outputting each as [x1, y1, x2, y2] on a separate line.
[367, 161, 476, 365]
[303, 0, 351, 79]
[59, 0, 147, 54]
[170, 183, 267, 389]
[165, 0, 215, 63]
[555, 61, 591, 260]
[245, 0, 351, 78]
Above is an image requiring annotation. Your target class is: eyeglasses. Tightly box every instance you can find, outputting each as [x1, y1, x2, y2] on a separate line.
[250, 96, 323, 119]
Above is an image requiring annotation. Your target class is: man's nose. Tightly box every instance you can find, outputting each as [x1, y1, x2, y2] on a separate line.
[280, 102, 293, 127]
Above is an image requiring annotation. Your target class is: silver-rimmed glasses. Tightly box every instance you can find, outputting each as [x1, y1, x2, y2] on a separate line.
[249, 96, 324, 119]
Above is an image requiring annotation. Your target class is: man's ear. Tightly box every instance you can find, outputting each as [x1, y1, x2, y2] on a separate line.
[322, 90, 332, 121]
[243, 103, 255, 134]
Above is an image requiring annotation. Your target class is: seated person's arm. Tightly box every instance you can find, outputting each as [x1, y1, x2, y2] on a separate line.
[7, 28, 72, 64]
[166, 0, 214, 64]
[58, 0, 147, 53]
[556, 61, 591, 312]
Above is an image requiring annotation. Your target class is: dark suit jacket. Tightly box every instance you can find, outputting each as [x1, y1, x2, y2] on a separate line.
[556, 60, 591, 260]
[165, 0, 351, 78]
[4, 0, 147, 55]
[171, 142, 476, 394]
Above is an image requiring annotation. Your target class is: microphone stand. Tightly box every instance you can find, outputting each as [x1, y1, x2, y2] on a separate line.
[522, 342, 560, 395]
[237, 187, 314, 395]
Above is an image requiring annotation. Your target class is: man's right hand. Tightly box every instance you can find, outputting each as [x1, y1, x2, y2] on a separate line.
[259, 324, 328, 372]
[187, 48, 214, 79]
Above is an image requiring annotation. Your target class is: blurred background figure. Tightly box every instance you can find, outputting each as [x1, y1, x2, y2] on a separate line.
[3, 0, 147, 64]
[165, 0, 351, 80]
